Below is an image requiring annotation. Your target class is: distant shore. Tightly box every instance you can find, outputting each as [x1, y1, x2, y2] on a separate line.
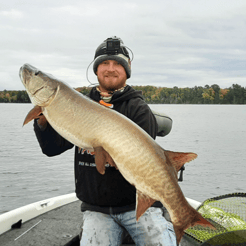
[1, 84, 246, 104]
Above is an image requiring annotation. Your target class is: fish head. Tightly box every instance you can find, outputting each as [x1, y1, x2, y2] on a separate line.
[19, 63, 58, 107]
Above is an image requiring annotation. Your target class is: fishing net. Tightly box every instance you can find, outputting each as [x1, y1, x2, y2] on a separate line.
[184, 193, 246, 245]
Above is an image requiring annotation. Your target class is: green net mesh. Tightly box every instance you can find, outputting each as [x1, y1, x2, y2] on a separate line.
[185, 193, 246, 244]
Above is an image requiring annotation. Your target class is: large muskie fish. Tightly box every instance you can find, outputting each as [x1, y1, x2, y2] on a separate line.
[20, 63, 215, 242]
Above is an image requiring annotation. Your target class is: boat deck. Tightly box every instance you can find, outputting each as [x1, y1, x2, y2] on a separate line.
[0, 200, 83, 246]
[0, 200, 200, 246]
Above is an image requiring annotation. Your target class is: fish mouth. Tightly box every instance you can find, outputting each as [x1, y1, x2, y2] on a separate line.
[19, 64, 38, 84]
[32, 86, 44, 96]
[19, 67, 25, 84]
[30, 86, 58, 107]
[19, 65, 46, 96]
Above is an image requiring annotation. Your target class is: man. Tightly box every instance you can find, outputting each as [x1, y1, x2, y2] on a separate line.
[34, 36, 177, 245]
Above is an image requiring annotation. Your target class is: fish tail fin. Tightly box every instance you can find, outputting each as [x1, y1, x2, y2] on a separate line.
[191, 210, 216, 230]
[173, 208, 216, 243]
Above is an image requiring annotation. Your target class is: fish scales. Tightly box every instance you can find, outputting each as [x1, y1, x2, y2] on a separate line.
[20, 63, 215, 243]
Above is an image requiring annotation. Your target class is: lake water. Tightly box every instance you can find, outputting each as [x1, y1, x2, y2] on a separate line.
[0, 103, 245, 214]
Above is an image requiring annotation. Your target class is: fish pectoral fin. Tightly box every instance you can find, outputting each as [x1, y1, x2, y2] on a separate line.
[94, 147, 116, 175]
[136, 190, 156, 221]
[23, 106, 43, 126]
[164, 150, 198, 172]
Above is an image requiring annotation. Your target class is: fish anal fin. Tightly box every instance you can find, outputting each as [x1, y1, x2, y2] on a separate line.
[23, 106, 43, 126]
[94, 147, 116, 175]
[164, 150, 198, 172]
[136, 190, 156, 221]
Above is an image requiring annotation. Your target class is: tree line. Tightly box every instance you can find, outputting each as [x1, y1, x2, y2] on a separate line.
[1, 84, 246, 104]
[0, 90, 30, 103]
[132, 84, 246, 104]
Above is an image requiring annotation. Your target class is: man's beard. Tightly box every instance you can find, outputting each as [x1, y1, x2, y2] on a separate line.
[98, 74, 126, 92]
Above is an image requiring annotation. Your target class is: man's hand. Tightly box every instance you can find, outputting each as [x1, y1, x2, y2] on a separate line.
[37, 114, 48, 129]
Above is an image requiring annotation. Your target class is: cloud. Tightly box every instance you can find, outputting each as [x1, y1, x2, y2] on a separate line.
[0, 9, 23, 19]
[51, 4, 101, 17]
[0, 0, 246, 90]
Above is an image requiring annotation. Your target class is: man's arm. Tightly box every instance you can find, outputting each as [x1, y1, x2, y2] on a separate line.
[128, 99, 158, 139]
[34, 116, 74, 157]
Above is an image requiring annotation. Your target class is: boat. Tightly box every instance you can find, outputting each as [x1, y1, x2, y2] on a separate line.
[0, 193, 202, 246]
[1, 192, 246, 245]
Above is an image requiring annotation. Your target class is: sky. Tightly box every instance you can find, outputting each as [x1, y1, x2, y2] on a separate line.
[1, 0, 246, 91]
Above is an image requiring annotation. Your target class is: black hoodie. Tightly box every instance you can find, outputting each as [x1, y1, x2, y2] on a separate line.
[34, 85, 162, 214]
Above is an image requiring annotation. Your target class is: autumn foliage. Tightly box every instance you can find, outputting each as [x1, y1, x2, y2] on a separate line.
[1, 84, 245, 104]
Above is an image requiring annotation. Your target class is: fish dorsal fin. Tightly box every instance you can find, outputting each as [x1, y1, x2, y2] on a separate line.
[23, 106, 43, 126]
[136, 190, 156, 221]
[164, 150, 197, 172]
[94, 146, 116, 175]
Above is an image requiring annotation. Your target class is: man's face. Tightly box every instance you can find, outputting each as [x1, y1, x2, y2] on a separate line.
[97, 60, 127, 92]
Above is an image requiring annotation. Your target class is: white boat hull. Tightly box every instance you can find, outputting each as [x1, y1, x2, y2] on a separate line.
[0, 193, 78, 235]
